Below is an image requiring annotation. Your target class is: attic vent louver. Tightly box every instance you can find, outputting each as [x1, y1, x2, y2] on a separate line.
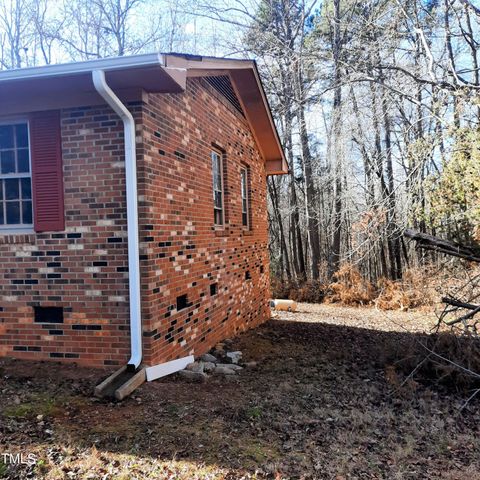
[206, 76, 244, 116]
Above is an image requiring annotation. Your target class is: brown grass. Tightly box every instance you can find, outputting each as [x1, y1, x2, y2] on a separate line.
[2, 306, 480, 479]
[326, 264, 376, 306]
[375, 268, 435, 311]
[271, 277, 328, 303]
[390, 331, 480, 390]
[272, 263, 478, 311]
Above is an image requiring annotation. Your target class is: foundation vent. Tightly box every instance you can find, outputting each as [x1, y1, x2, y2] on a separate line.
[34, 306, 64, 324]
[176, 294, 188, 311]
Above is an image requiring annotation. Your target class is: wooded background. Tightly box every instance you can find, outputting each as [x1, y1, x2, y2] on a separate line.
[2, 0, 479, 288]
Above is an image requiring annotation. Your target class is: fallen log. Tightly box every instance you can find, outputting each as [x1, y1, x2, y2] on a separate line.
[405, 230, 480, 327]
[442, 297, 480, 311]
[458, 305, 480, 323]
[404, 229, 480, 263]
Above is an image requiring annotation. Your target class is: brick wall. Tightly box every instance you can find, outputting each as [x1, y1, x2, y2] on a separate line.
[0, 77, 271, 368]
[0, 106, 135, 367]
[138, 77, 271, 366]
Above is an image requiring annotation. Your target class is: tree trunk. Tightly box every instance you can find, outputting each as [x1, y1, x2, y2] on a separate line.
[328, 0, 343, 280]
[268, 177, 292, 281]
[380, 81, 402, 279]
[297, 98, 321, 279]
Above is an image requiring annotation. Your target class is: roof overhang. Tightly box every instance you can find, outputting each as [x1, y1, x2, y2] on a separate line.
[164, 54, 288, 175]
[0, 52, 288, 175]
[0, 53, 183, 115]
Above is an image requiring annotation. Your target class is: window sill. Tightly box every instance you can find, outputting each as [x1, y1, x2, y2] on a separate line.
[0, 227, 34, 235]
[242, 229, 253, 236]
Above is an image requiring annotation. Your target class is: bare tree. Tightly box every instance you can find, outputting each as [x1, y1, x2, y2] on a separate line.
[0, 0, 35, 68]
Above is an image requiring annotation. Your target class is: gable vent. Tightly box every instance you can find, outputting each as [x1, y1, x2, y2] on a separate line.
[205, 76, 244, 116]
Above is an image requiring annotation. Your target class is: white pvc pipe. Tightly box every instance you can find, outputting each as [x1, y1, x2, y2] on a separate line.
[270, 299, 297, 312]
[92, 70, 142, 370]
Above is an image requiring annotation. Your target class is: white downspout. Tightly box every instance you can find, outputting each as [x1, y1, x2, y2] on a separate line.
[92, 69, 142, 370]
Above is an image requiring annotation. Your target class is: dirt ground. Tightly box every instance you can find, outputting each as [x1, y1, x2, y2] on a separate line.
[1, 304, 479, 479]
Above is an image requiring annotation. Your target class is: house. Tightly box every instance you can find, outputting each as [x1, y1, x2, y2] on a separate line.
[0, 53, 288, 378]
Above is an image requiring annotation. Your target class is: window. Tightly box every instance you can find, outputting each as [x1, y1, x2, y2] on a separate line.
[240, 166, 249, 228]
[0, 122, 33, 230]
[211, 150, 224, 226]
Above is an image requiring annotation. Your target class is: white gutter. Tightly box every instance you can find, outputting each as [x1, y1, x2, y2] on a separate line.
[0, 53, 165, 83]
[92, 70, 142, 370]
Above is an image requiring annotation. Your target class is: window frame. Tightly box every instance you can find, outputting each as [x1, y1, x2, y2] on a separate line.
[240, 165, 250, 230]
[211, 149, 225, 227]
[0, 119, 34, 234]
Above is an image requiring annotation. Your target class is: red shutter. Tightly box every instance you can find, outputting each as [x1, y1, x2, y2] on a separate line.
[30, 110, 65, 232]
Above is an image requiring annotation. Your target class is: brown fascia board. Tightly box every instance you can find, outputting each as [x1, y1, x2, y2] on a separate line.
[0, 54, 185, 116]
[0, 52, 288, 175]
[164, 53, 288, 175]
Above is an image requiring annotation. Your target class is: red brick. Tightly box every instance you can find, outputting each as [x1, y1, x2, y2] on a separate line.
[0, 78, 270, 368]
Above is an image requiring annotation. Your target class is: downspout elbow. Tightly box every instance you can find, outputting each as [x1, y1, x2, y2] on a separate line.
[92, 69, 143, 370]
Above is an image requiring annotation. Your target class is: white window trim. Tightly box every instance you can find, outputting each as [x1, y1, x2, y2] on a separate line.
[240, 166, 250, 230]
[0, 119, 34, 234]
[212, 150, 225, 228]
[0, 226, 34, 234]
